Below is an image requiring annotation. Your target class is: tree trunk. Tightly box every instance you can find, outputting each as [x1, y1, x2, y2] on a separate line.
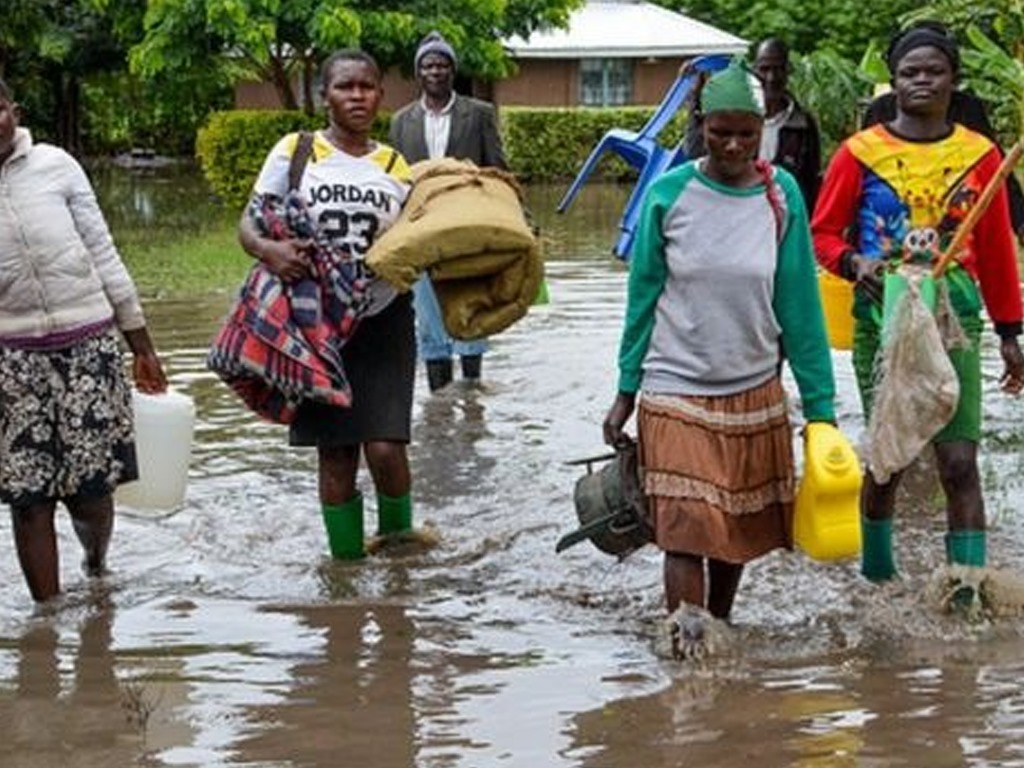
[302, 57, 315, 116]
[269, 56, 298, 110]
[49, 68, 83, 155]
[60, 74, 83, 156]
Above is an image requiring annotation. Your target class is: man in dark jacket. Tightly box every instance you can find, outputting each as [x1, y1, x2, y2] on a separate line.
[389, 31, 507, 392]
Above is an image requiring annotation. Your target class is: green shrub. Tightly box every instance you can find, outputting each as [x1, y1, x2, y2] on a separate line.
[789, 50, 873, 159]
[84, 70, 233, 157]
[196, 111, 322, 209]
[501, 106, 685, 182]
[196, 106, 685, 205]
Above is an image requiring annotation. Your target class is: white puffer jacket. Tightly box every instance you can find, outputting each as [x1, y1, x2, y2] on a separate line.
[0, 128, 145, 340]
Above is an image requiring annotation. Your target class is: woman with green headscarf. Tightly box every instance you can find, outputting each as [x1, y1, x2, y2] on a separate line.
[603, 59, 836, 644]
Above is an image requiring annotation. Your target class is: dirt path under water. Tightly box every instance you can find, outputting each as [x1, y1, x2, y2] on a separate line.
[1, 186, 1024, 767]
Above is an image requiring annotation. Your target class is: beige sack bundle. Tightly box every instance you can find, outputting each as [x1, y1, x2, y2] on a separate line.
[366, 158, 543, 340]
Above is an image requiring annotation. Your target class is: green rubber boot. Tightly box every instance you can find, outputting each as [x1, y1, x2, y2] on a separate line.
[377, 492, 412, 536]
[946, 529, 986, 614]
[947, 529, 986, 567]
[322, 493, 365, 560]
[860, 516, 897, 583]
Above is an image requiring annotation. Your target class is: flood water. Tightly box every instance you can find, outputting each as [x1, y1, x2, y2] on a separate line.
[2, 171, 1024, 767]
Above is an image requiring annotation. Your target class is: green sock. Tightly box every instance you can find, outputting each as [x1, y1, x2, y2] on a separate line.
[377, 492, 412, 535]
[322, 493, 364, 560]
[860, 516, 897, 582]
[947, 529, 986, 567]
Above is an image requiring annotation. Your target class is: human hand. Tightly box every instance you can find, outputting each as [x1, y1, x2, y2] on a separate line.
[260, 238, 313, 283]
[132, 351, 168, 394]
[603, 392, 637, 447]
[847, 254, 885, 305]
[999, 337, 1024, 395]
[805, 418, 838, 431]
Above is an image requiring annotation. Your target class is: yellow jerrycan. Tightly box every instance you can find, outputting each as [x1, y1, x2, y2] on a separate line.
[817, 270, 854, 350]
[793, 422, 862, 561]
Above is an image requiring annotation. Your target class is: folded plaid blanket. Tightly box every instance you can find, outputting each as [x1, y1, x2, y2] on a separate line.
[206, 190, 368, 423]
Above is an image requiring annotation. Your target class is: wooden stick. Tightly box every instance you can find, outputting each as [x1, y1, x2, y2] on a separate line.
[933, 138, 1024, 278]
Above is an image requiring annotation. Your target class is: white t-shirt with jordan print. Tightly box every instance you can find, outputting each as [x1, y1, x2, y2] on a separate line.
[252, 130, 412, 316]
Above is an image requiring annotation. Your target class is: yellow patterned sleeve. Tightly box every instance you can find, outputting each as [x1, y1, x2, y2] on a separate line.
[371, 143, 412, 183]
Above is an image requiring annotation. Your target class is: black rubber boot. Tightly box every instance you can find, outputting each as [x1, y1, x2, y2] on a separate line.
[460, 354, 482, 381]
[426, 359, 453, 392]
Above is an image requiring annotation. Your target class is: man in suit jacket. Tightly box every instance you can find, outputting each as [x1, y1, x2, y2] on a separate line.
[389, 31, 508, 392]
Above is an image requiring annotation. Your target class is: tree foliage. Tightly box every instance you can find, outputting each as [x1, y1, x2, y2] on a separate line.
[130, 0, 582, 113]
[1, 0, 128, 151]
[788, 50, 873, 156]
[907, 0, 1024, 141]
[669, 0, 1024, 148]
[670, 0, 918, 58]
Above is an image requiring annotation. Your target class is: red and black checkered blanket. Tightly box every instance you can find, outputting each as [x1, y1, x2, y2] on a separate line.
[206, 191, 369, 424]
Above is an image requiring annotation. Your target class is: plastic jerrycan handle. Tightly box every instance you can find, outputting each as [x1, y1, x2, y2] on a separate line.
[804, 422, 860, 493]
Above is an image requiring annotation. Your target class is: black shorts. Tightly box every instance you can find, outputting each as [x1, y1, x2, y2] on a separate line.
[289, 292, 415, 447]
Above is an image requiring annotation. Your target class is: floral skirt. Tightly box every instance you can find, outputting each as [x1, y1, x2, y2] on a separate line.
[637, 376, 795, 564]
[0, 331, 138, 507]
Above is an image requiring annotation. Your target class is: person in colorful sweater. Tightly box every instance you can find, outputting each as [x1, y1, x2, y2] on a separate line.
[811, 25, 1024, 584]
[861, 21, 1024, 243]
[240, 50, 415, 560]
[603, 60, 836, 628]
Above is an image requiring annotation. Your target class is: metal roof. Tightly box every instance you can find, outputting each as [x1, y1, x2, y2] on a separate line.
[505, 0, 748, 59]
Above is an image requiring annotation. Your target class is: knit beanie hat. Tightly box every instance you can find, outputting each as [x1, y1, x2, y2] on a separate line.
[699, 58, 765, 117]
[415, 31, 457, 71]
[886, 22, 959, 75]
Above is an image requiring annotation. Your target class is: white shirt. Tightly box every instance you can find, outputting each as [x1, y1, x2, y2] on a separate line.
[759, 99, 794, 162]
[253, 131, 411, 316]
[422, 93, 457, 160]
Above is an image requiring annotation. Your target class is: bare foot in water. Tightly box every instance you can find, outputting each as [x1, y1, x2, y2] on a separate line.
[82, 556, 110, 579]
[667, 604, 723, 662]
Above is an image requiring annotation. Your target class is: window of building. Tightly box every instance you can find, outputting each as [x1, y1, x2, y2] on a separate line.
[579, 58, 633, 106]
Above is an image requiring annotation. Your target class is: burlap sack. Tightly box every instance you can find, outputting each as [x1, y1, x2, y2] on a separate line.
[365, 158, 543, 339]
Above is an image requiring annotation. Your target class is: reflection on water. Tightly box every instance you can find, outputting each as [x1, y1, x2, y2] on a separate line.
[88, 162, 237, 254]
[0, 170, 1023, 766]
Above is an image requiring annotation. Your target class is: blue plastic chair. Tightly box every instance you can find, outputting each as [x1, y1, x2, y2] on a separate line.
[556, 54, 731, 260]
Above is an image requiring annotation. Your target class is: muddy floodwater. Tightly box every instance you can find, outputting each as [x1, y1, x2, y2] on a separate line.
[2, 181, 1024, 767]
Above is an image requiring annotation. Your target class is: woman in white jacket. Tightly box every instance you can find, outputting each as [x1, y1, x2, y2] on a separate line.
[0, 79, 167, 602]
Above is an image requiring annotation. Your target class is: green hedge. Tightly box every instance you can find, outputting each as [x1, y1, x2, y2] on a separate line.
[197, 111, 320, 209]
[196, 110, 393, 209]
[501, 106, 685, 182]
[196, 106, 683, 208]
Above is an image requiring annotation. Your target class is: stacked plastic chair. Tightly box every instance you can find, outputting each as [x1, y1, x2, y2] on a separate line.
[556, 54, 731, 260]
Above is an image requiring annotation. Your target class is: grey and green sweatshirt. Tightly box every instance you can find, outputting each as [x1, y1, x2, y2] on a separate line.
[617, 161, 836, 423]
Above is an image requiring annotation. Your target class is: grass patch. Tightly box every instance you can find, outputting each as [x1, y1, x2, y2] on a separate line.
[120, 221, 252, 299]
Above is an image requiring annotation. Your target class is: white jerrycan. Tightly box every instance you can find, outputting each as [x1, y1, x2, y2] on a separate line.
[115, 389, 196, 512]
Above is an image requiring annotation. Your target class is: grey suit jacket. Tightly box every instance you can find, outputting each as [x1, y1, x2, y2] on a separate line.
[389, 94, 507, 170]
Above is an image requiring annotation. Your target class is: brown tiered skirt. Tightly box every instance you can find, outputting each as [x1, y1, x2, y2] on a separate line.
[637, 376, 795, 564]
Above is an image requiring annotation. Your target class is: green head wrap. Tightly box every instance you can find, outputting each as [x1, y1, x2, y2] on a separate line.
[699, 58, 765, 117]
